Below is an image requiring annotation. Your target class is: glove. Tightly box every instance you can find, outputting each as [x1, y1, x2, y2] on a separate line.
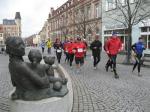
[106, 51, 109, 54]
[118, 49, 121, 52]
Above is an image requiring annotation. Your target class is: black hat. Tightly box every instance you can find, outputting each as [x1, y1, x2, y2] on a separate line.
[77, 37, 81, 41]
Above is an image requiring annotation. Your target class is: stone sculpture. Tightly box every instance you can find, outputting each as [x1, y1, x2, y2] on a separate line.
[5, 37, 68, 101]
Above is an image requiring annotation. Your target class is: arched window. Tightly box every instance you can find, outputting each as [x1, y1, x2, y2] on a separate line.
[88, 29, 92, 35]
[96, 27, 99, 34]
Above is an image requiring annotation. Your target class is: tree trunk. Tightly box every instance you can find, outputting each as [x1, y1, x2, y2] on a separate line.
[124, 26, 132, 64]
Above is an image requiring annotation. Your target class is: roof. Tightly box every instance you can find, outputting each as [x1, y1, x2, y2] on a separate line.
[15, 12, 21, 19]
[3, 19, 16, 25]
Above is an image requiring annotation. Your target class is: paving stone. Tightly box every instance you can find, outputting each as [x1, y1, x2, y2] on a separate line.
[1, 48, 150, 112]
[62, 52, 150, 112]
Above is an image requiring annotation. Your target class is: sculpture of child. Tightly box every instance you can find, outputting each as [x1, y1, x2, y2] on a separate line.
[28, 49, 67, 91]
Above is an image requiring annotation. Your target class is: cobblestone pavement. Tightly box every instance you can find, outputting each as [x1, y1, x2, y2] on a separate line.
[61, 53, 150, 112]
[0, 47, 55, 112]
[0, 54, 12, 112]
[0, 47, 150, 112]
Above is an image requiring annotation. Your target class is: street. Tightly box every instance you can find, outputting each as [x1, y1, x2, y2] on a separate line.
[0, 47, 150, 112]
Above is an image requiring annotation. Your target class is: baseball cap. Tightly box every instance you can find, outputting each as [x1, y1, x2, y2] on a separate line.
[112, 32, 118, 36]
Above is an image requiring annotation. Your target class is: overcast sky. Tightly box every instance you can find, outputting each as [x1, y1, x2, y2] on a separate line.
[0, 0, 67, 38]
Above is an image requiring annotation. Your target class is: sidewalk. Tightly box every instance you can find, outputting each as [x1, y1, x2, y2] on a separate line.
[61, 52, 150, 112]
[0, 48, 150, 112]
[0, 54, 12, 112]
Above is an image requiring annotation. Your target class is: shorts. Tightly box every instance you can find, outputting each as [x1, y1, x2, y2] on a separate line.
[75, 57, 84, 65]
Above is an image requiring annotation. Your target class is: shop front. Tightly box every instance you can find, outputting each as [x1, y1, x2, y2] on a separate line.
[103, 27, 128, 51]
[140, 19, 150, 54]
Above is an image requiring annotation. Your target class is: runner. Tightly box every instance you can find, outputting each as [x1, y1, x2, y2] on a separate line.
[83, 38, 88, 58]
[90, 35, 102, 70]
[67, 38, 75, 67]
[131, 37, 145, 76]
[105, 32, 122, 79]
[47, 38, 52, 54]
[53, 38, 63, 64]
[73, 37, 86, 74]
[63, 38, 69, 63]
[104, 38, 113, 72]
[40, 40, 45, 53]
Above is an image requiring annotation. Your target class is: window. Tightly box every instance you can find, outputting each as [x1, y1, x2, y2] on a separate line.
[95, 4, 99, 18]
[141, 35, 150, 49]
[141, 35, 148, 48]
[96, 28, 99, 34]
[121, 0, 127, 6]
[148, 35, 150, 49]
[87, 6, 91, 19]
[130, 0, 135, 3]
[141, 27, 148, 32]
[108, 2, 113, 10]
[88, 29, 92, 35]
[149, 27, 150, 32]
[106, 0, 116, 11]
[81, 8, 84, 15]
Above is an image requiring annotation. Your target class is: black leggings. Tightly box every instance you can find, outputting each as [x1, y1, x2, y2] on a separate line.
[106, 55, 117, 72]
[106, 54, 113, 69]
[56, 52, 62, 63]
[133, 54, 142, 73]
[69, 53, 74, 66]
[42, 48, 44, 53]
[65, 52, 69, 62]
[93, 54, 101, 67]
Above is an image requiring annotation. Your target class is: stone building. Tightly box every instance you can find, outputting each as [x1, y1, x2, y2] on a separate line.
[48, 0, 101, 43]
[2, 12, 21, 41]
[0, 24, 4, 46]
[39, 21, 49, 42]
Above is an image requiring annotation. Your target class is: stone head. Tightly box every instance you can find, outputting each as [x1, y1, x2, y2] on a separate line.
[5, 37, 25, 56]
[28, 49, 42, 64]
[43, 56, 55, 65]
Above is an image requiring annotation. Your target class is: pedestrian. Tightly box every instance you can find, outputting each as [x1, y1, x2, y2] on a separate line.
[1, 47, 5, 54]
[67, 38, 75, 67]
[90, 35, 102, 70]
[41, 40, 45, 53]
[73, 37, 86, 74]
[53, 38, 63, 64]
[105, 32, 122, 79]
[104, 38, 113, 72]
[63, 38, 69, 63]
[83, 38, 88, 58]
[47, 38, 52, 54]
[131, 37, 145, 76]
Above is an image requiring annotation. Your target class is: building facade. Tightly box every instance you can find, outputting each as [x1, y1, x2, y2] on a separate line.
[102, 0, 150, 54]
[39, 21, 49, 42]
[2, 12, 21, 42]
[47, 0, 101, 43]
[0, 24, 4, 46]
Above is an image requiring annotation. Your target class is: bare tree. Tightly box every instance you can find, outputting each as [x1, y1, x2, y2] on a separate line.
[73, 8, 98, 39]
[105, 0, 150, 64]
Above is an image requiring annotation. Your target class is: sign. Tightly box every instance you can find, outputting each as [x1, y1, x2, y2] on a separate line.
[104, 24, 126, 30]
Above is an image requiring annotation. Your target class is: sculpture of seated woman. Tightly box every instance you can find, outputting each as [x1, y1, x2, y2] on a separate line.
[5, 37, 68, 101]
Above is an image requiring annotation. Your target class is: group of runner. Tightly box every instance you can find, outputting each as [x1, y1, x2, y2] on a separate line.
[53, 37, 87, 73]
[52, 32, 145, 79]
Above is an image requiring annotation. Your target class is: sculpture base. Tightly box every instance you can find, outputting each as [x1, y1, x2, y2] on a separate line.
[10, 94, 70, 112]
[9, 64, 73, 112]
